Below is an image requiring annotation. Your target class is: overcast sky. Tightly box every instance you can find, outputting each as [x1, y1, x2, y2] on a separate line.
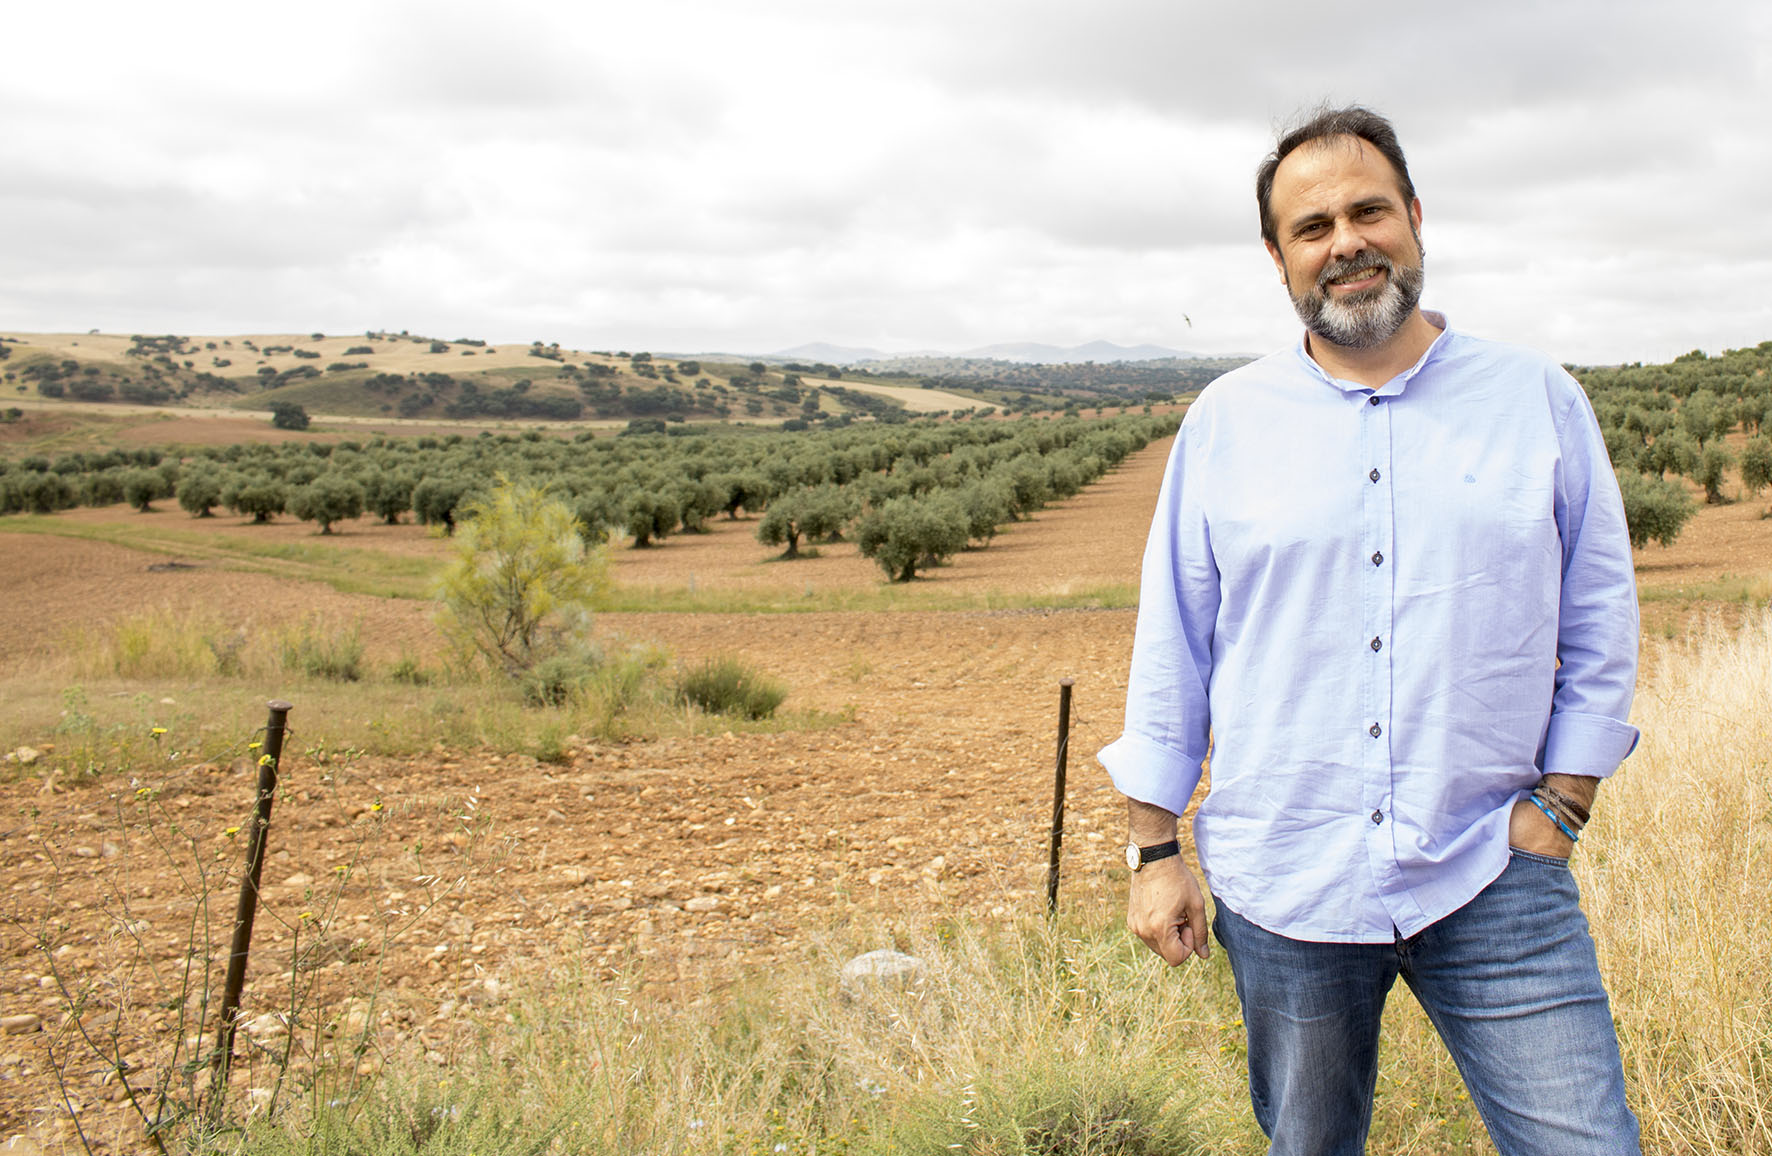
[3, 0, 1767, 365]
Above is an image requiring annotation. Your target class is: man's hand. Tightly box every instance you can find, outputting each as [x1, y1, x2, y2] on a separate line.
[1507, 774, 1599, 860]
[1128, 857, 1210, 964]
[1507, 796, 1574, 858]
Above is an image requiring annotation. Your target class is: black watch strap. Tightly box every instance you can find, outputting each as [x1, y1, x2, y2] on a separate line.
[1132, 839, 1180, 868]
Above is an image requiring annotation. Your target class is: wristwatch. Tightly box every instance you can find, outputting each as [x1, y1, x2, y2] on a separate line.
[1125, 839, 1181, 871]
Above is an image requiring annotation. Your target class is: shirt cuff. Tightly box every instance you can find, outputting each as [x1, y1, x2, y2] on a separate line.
[1097, 734, 1206, 817]
[1541, 711, 1640, 779]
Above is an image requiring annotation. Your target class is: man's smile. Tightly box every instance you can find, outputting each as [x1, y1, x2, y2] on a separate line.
[1327, 266, 1385, 291]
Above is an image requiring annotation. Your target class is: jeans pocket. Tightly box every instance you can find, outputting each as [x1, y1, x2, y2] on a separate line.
[1509, 846, 1572, 867]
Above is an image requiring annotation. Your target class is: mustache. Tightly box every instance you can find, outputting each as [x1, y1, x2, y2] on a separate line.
[1316, 252, 1394, 292]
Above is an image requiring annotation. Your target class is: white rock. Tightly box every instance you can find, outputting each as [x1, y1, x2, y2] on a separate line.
[243, 1013, 285, 1040]
[685, 896, 720, 913]
[7, 747, 40, 766]
[1, 1014, 42, 1035]
[839, 949, 926, 991]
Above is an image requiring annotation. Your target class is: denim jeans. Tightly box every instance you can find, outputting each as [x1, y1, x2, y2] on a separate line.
[1212, 850, 1640, 1156]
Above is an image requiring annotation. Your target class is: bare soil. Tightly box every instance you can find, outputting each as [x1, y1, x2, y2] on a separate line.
[1, 436, 1769, 1150]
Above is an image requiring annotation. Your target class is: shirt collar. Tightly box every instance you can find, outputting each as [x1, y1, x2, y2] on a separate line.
[1293, 310, 1452, 398]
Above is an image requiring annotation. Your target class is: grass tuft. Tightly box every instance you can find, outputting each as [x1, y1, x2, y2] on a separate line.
[676, 654, 788, 719]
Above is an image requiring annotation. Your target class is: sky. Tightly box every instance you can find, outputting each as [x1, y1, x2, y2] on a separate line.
[2, 0, 1768, 366]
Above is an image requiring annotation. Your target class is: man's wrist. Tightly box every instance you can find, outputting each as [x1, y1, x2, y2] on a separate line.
[1539, 773, 1599, 809]
[1126, 798, 1181, 846]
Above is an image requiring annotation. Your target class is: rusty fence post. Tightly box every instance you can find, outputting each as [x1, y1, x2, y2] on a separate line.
[212, 699, 293, 1098]
[1045, 678, 1074, 915]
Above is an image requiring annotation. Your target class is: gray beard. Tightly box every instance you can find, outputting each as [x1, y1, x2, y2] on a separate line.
[1290, 250, 1425, 350]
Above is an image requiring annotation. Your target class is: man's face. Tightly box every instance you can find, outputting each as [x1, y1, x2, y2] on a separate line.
[1264, 136, 1425, 351]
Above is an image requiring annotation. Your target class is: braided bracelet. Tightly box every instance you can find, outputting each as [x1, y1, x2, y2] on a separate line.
[1539, 792, 1588, 834]
[1529, 791, 1581, 844]
[1537, 782, 1592, 826]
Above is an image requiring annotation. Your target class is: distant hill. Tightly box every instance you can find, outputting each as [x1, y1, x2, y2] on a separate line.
[764, 339, 1205, 366]
[956, 340, 1200, 364]
[0, 331, 942, 427]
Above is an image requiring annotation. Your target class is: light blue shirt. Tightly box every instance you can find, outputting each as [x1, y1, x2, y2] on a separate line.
[1099, 314, 1640, 942]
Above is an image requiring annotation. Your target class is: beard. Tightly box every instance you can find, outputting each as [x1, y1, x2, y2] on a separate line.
[1288, 241, 1425, 350]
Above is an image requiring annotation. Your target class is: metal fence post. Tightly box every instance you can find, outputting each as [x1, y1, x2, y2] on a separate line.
[212, 699, 293, 1097]
[1045, 678, 1074, 915]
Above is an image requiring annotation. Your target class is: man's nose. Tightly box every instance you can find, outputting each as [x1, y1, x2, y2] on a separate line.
[1328, 216, 1367, 259]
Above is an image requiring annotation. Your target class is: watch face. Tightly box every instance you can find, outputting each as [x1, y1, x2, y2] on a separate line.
[1125, 842, 1141, 871]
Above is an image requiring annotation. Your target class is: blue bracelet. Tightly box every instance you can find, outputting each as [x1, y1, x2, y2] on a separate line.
[1529, 791, 1580, 844]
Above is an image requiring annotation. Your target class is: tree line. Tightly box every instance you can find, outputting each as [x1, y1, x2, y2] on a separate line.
[1573, 340, 1772, 547]
[0, 415, 1179, 580]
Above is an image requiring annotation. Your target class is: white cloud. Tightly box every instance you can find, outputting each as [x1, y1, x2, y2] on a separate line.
[1, 0, 1767, 363]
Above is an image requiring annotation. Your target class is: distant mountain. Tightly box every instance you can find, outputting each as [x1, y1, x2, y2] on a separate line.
[769, 342, 892, 364]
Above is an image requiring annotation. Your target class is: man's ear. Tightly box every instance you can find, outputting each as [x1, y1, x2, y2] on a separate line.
[1410, 197, 1423, 232]
[1265, 239, 1286, 282]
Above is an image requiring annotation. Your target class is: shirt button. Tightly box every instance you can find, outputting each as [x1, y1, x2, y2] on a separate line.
[1371, 550, 1384, 566]
[1369, 723, 1382, 738]
[1369, 468, 1381, 483]
[1368, 395, 1381, 406]
[1371, 809, 1384, 824]
[1370, 636, 1382, 652]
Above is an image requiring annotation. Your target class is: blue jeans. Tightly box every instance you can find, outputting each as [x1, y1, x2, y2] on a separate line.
[1212, 850, 1640, 1155]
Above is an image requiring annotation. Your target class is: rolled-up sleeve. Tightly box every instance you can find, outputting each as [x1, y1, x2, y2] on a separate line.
[1098, 418, 1219, 816]
[1544, 379, 1641, 777]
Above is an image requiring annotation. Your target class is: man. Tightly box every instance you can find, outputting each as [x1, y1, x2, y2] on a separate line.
[1098, 106, 1641, 1155]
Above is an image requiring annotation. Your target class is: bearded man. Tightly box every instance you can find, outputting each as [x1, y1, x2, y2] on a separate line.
[1099, 105, 1642, 1155]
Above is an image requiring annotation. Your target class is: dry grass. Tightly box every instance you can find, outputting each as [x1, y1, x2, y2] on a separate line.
[1589, 611, 1772, 1152]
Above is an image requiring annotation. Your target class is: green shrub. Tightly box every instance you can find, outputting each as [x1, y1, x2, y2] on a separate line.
[676, 655, 786, 719]
[519, 651, 599, 707]
[436, 478, 608, 674]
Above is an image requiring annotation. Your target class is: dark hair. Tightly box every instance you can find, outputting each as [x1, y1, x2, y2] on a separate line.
[1256, 105, 1415, 247]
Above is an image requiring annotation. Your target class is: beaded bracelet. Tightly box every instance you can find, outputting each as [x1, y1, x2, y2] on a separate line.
[1529, 791, 1581, 844]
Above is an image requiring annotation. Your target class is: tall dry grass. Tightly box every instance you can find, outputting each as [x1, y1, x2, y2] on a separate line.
[1587, 611, 1772, 1152]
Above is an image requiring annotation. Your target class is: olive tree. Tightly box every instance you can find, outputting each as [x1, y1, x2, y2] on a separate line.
[756, 484, 857, 559]
[1616, 469, 1697, 549]
[623, 490, 680, 548]
[121, 468, 167, 513]
[856, 493, 969, 582]
[288, 474, 366, 534]
[176, 468, 225, 517]
[1738, 436, 1772, 497]
[362, 468, 414, 524]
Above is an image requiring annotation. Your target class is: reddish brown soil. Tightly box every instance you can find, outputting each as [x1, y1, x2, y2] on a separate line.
[1, 437, 1769, 1150]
